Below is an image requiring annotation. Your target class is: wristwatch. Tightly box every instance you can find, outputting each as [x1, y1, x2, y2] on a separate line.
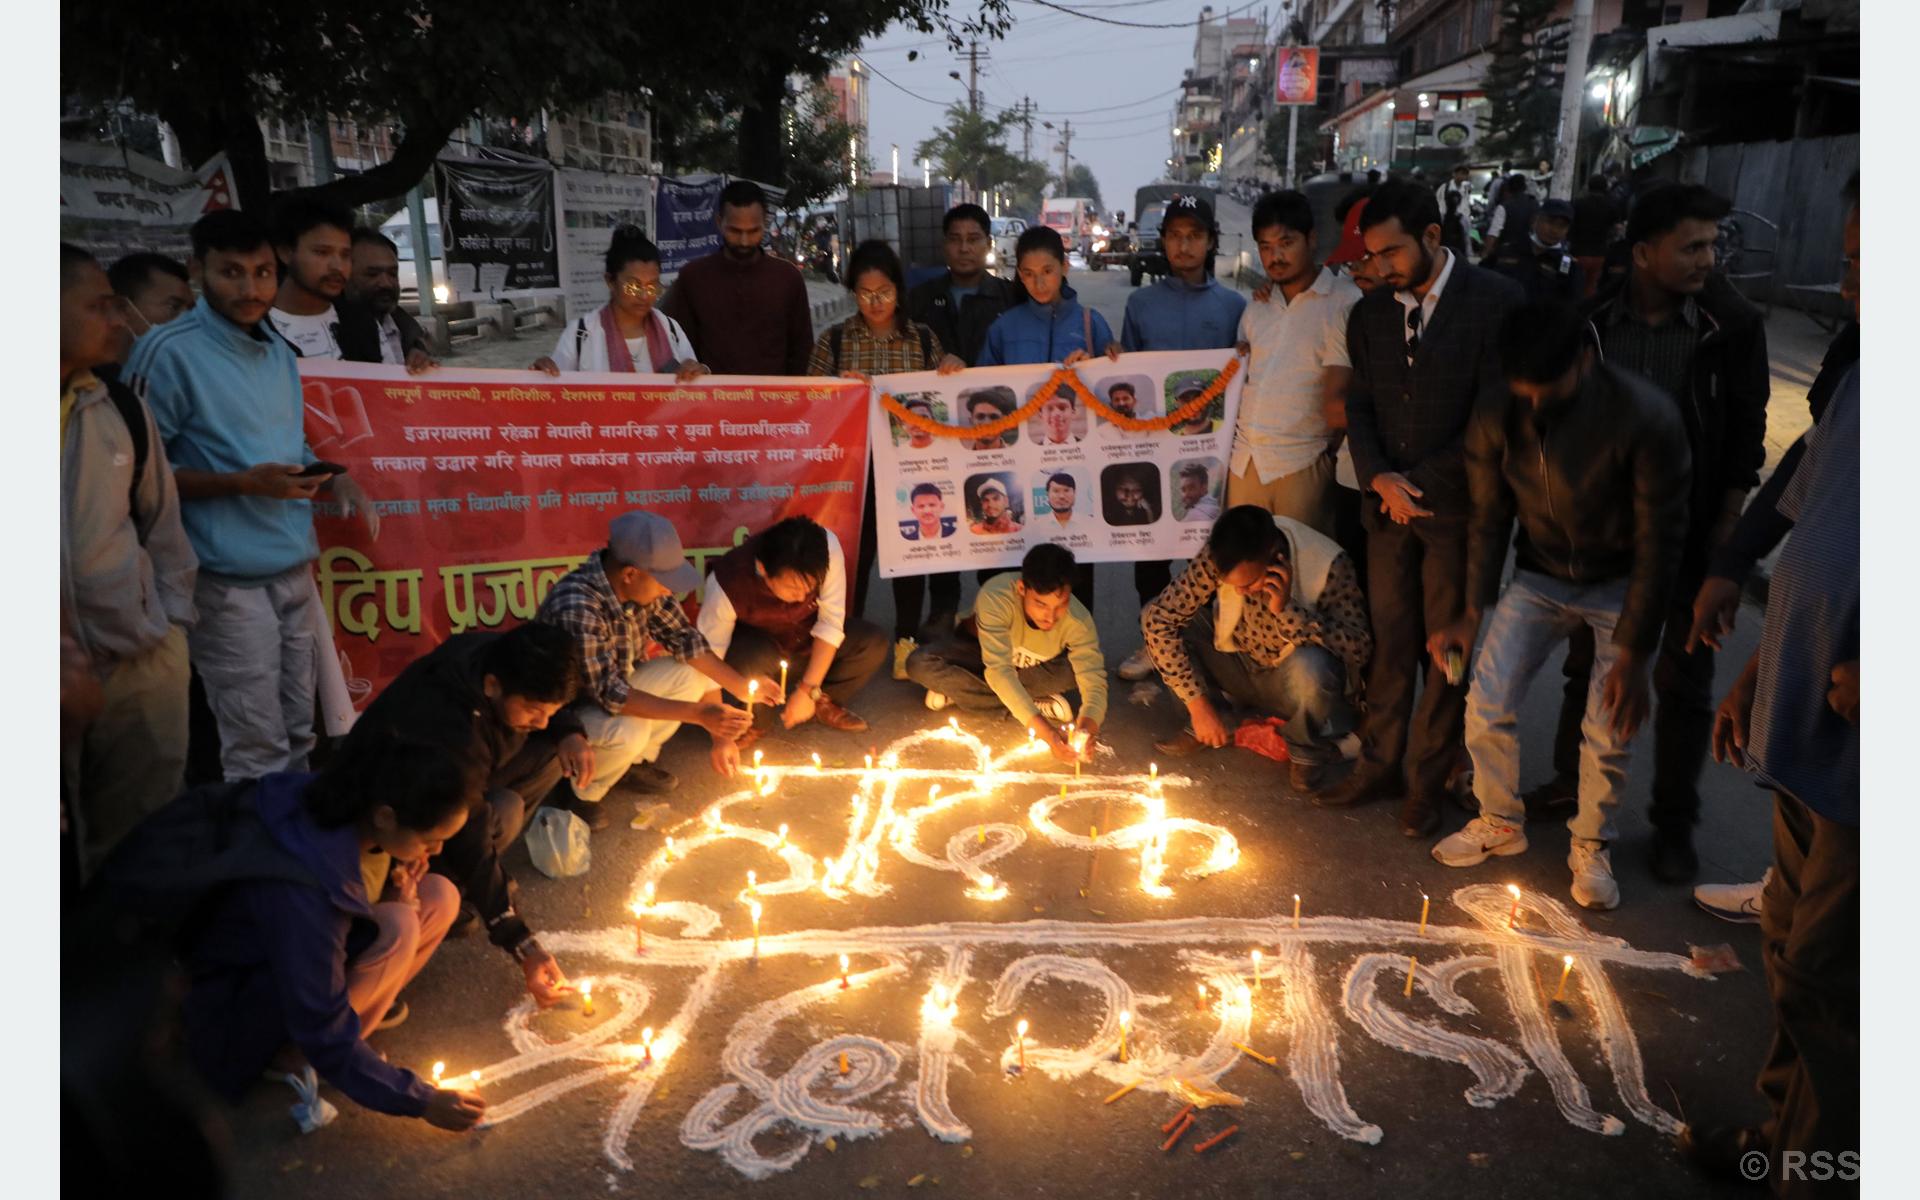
[808, 685, 827, 702]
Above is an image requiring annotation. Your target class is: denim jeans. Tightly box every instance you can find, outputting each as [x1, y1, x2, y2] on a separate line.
[904, 636, 1080, 717]
[1188, 609, 1352, 767]
[1464, 570, 1636, 843]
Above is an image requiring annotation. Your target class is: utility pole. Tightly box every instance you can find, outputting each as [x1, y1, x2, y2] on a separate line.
[1549, 0, 1595, 200]
[1058, 120, 1073, 185]
[1020, 96, 1035, 161]
[968, 40, 981, 114]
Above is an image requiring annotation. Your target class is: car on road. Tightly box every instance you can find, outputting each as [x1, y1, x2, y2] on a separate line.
[989, 216, 1026, 278]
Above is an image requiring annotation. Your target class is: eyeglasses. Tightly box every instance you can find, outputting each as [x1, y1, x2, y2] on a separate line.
[617, 280, 665, 299]
[855, 288, 897, 306]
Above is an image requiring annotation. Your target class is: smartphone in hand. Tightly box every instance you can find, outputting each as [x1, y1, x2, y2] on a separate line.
[296, 460, 349, 479]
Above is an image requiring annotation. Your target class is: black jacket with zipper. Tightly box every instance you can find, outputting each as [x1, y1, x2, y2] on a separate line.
[1578, 272, 1769, 586]
[1465, 363, 1692, 654]
[906, 271, 1020, 367]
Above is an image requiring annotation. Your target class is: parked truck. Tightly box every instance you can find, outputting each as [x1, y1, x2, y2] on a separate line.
[1040, 197, 1095, 255]
[1128, 183, 1218, 287]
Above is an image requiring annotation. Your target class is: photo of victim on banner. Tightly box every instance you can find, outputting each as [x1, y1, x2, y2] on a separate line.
[869, 349, 1242, 578]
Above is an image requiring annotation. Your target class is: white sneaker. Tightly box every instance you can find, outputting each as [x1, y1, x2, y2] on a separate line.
[1694, 868, 1769, 923]
[1034, 694, 1074, 724]
[1569, 839, 1620, 911]
[1431, 816, 1528, 867]
[893, 637, 917, 682]
[1117, 648, 1156, 682]
[923, 690, 949, 711]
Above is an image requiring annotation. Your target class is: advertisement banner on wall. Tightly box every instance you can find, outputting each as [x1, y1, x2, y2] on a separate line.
[867, 350, 1243, 580]
[59, 140, 238, 262]
[655, 175, 724, 274]
[436, 155, 561, 296]
[1274, 46, 1321, 105]
[558, 168, 655, 315]
[297, 361, 869, 721]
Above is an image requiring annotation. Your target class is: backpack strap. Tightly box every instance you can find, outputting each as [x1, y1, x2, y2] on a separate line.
[103, 377, 150, 537]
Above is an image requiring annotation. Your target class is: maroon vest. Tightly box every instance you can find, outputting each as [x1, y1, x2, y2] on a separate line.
[711, 537, 818, 656]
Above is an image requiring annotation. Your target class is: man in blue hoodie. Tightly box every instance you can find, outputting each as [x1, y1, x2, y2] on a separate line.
[125, 210, 378, 782]
[1115, 194, 1247, 682]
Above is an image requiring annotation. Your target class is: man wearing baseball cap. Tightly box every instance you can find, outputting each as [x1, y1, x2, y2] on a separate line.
[1487, 197, 1583, 303]
[535, 510, 771, 826]
[969, 477, 1021, 535]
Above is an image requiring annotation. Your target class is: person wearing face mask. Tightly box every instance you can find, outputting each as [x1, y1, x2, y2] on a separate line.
[696, 515, 888, 740]
[533, 226, 706, 381]
[105, 252, 194, 363]
[1428, 301, 1690, 911]
[343, 229, 438, 373]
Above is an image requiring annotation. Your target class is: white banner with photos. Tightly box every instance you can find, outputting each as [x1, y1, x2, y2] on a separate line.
[870, 350, 1244, 578]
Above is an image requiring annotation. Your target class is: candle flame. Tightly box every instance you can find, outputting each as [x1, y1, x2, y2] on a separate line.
[948, 716, 960, 733]
[643, 881, 655, 904]
[469, 1070, 481, 1086]
[1563, 954, 1574, 967]
[840, 953, 850, 972]
[1198, 983, 1207, 999]
[431, 1061, 445, 1083]
[1016, 1018, 1029, 1037]
[1149, 761, 1158, 779]
[748, 900, 762, 922]
[642, 1026, 654, 1045]
[580, 979, 593, 997]
[1508, 884, 1521, 898]
[776, 822, 788, 843]
[748, 680, 759, 695]
[754, 749, 764, 766]
[1236, 984, 1252, 1006]
[865, 754, 874, 770]
[747, 870, 757, 892]
[811, 753, 821, 769]
[779, 659, 788, 670]
[665, 836, 676, 858]
[1118, 1010, 1131, 1028]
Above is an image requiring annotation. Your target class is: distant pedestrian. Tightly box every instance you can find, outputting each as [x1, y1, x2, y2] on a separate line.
[661, 179, 814, 375]
[534, 225, 706, 380]
[125, 210, 379, 782]
[1435, 164, 1472, 253]
[60, 244, 198, 876]
[1488, 198, 1583, 303]
[1480, 174, 1537, 270]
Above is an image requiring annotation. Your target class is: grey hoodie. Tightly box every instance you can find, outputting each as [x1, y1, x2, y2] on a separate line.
[60, 371, 197, 671]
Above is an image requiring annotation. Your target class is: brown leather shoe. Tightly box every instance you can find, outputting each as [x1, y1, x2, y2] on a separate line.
[1153, 729, 1207, 756]
[813, 693, 869, 732]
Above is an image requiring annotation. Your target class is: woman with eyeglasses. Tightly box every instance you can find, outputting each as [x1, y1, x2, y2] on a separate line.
[807, 239, 965, 670]
[533, 226, 708, 380]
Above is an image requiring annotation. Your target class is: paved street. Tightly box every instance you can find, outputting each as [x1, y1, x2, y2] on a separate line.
[224, 237, 1806, 1199]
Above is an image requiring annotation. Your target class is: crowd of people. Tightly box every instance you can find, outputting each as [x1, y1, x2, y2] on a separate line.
[60, 169, 1856, 1194]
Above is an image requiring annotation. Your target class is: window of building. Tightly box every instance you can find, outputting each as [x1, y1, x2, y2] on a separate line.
[1471, 0, 1494, 45]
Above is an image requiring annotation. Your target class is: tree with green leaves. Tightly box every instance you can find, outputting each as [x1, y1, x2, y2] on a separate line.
[62, 1, 1009, 209]
[915, 103, 1027, 197]
[1060, 163, 1103, 213]
[1479, 0, 1563, 166]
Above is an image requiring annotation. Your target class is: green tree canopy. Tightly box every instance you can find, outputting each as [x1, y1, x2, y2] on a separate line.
[1479, 0, 1563, 166]
[1059, 163, 1103, 213]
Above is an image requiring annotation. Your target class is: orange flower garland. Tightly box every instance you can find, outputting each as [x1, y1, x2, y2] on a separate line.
[878, 355, 1240, 439]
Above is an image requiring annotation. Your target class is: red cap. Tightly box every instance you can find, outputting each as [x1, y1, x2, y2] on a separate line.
[1325, 198, 1369, 266]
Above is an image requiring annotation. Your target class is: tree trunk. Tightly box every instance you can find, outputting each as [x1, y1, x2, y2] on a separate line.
[736, 64, 791, 187]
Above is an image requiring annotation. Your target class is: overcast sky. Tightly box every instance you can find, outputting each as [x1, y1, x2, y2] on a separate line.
[857, 1, 1230, 215]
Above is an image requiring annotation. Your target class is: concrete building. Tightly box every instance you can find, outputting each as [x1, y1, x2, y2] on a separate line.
[1172, 6, 1266, 182]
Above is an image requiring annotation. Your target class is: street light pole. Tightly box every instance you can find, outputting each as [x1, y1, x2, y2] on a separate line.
[1550, 0, 1596, 201]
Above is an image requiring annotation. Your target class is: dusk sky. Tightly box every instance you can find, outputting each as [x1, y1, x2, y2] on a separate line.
[857, 2, 1235, 216]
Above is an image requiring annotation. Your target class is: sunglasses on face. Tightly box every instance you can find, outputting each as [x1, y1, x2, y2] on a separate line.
[856, 288, 898, 306]
[617, 279, 664, 299]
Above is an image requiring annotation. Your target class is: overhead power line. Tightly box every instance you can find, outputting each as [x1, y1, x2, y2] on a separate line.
[1014, 0, 1265, 30]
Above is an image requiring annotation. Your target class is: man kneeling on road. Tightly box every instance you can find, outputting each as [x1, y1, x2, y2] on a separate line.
[1141, 504, 1371, 795]
[1427, 301, 1690, 910]
[905, 543, 1105, 763]
[697, 515, 887, 741]
[536, 510, 765, 826]
[346, 621, 585, 1007]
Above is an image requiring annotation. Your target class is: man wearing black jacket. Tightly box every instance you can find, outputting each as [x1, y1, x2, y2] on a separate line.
[1429, 302, 1691, 910]
[342, 228, 437, 372]
[907, 204, 1020, 368]
[1314, 181, 1523, 837]
[1524, 184, 1771, 884]
[344, 622, 588, 1008]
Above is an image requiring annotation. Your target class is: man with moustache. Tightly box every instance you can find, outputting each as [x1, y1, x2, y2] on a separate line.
[267, 198, 355, 361]
[1106, 467, 1157, 525]
[343, 228, 438, 373]
[1314, 181, 1523, 837]
[662, 179, 814, 375]
[965, 388, 1017, 450]
[969, 477, 1021, 535]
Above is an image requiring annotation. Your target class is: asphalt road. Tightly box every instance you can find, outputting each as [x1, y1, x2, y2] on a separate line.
[223, 239, 1780, 1199]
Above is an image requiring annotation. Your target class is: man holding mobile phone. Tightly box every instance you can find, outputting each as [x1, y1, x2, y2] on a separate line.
[125, 210, 379, 782]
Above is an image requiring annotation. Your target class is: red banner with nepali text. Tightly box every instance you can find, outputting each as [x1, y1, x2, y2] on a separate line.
[298, 362, 869, 731]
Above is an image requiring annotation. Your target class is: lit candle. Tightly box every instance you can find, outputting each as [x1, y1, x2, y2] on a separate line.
[980, 873, 994, 894]
[1235, 984, 1252, 1008]
[753, 748, 764, 771]
[1117, 1010, 1131, 1062]
[776, 823, 789, 849]
[1507, 884, 1522, 929]
[641, 1026, 655, 1064]
[1552, 954, 1575, 1003]
[948, 716, 960, 734]
[1015, 1018, 1029, 1071]
[747, 869, 758, 896]
[1195, 983, 1208, 1013]
[1404, 955, 1418, 998]
[1293, 893, 1301, 929]
[630, 900, 646, 952]
[468, 1070, 481, 1088]
[839, 953, 851, 989]
[664, 835, 676, 860]
[1419, 892, 1430, 937]
[746, 678, 758, 720]
[431, 1061, 446, 1088]
[1251, 949, 1263, 992]
[779, 659, 789, 696]
[643, 881, 655, 909]
[1149, 761, 1159, 782]
[839, 1051, 849, 1076]
[1026, 728, 1037, 751]
[810, 753, 821, 772]
[865, 753, 874, 772]
[749, 900, 762, 962]
[581, 979, 595, 1016]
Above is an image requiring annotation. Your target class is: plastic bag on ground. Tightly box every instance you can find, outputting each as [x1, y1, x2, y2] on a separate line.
[526, 807, 591, 878]
[1231, 716, 1291, 763]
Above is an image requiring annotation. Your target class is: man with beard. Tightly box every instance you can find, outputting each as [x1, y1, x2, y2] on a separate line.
[1313, 181, 1522, 838]
[1427, 301, 1690, 910]
[1039, 472, 1079, 528]
[1106, 467, 1157, 525]
[267, 198, 355, 360]
[1105, 380, 1143, 425]
[344, 229, 437, 373]
[662, 180, 814, 375]
[969, 477, 1021, 535]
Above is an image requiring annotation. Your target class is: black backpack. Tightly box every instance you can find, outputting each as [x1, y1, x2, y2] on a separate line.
[73, 779, 319, 958]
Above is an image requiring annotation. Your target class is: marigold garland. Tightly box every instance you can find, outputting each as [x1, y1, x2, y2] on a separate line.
[878, 355, 1240, 439]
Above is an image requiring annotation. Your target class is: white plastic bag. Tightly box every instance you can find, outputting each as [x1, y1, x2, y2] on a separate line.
[526, 807, 591, 878]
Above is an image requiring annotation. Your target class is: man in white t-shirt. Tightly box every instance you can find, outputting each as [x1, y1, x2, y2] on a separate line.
[268, 198, 354, 361]
[1230, 190, 1362, 537]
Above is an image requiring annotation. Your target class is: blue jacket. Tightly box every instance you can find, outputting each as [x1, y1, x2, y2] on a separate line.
[1120, 275, 1247, 352]
[181, 773, 437, 1117]
[124, 300, 319, 579]
[976, 285, 1115, 367]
